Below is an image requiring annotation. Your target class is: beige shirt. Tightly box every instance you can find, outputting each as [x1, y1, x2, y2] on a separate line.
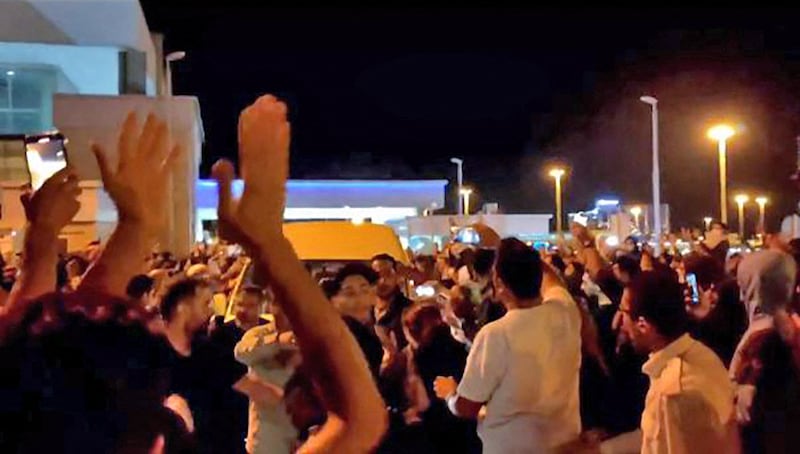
[640, 334, 739, 454]
[458, 286, 582, 453]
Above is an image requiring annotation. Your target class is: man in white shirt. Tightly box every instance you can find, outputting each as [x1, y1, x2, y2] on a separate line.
[434, 238, 582, 453]
[618, 270, 740, 454]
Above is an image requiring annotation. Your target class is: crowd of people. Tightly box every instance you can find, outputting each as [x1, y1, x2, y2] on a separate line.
[0, 94, 799, 454]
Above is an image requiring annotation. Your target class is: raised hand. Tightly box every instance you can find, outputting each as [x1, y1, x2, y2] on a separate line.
[91, 112, 181, 235]
[212, 95, 290, 250]
[20, 167, 81, 235]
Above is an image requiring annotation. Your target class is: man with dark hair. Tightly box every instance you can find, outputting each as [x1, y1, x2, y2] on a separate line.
[684, 254, 747, 367]
[617, 271, 739, 453]
[701, 220, 731, 266]
[211, 285, 267, 343]
[473, 248, 505, 326]
[126, 273, 157, 307]
[163, 278, 251, 453]
[330, 263, 383, 380]
[612, 254, 641, 286]
[434, 238, 582, 452]
[371, 253, 412, 352]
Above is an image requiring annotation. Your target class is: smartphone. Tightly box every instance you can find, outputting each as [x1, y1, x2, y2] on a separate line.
[686, 273, 700, 306]
[25, 132, 68, 191]
[415, 284, 436, 298]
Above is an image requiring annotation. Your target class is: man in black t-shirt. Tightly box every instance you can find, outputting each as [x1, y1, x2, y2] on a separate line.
[329, 264, 384, 380]
[372, 254, 412, 352]
[162, 278, 249, 454]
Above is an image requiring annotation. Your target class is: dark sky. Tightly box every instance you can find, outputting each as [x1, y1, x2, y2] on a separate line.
[140, 4, 800, 230]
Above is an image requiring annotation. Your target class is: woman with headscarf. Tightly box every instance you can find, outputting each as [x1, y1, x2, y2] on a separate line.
[730, 249, 800, 453]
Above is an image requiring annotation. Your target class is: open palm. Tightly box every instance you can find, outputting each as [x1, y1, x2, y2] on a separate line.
[92, 113, 181, 235]
[213, 95, 291, 249]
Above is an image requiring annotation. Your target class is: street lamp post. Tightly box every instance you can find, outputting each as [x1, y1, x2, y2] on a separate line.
[450, 157, 464, 215]
[165, 51, 186, 96]
[640, 95, 662, 256]
[735, 194, 749, 240]
[708, 125, 735, 225]
[630, 206, 642, 231]
[549, 168, 566, 236]
[755, 196, 768, 235]
[459, 188, 473, 216]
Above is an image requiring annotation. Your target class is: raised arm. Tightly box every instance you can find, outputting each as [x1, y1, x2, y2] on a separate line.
[571, 222, 606, 281]
[0, 168, 80, 338]
[212, 95, 386, 453]
[79, 113, 181, 296]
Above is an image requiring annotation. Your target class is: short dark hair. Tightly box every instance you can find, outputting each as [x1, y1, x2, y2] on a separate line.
[473, 248, 496, 277]
[710, 220, 728, 231]
[0, 292, 189, 452]
[371, 253, 397, 269]
[614, 255, 641, 278]
[549, 254, 567, 274]
[333, 263, 379, 289]
[683, 253, 725, 290]
[319, 278, 340, 300]
[402, 303, 444, 346]
[126, 274, 155, 300]
[627, 271, 689, 340]
[495, 238, 542, 300]
[160, 278, 207, 322]
[242, 285, 264, 299]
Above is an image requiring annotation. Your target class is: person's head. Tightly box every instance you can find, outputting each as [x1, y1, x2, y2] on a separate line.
[613, 255, 641, 285]
[126, 274, 157, 307]
[549, 253, 567, 275]
[473, 248, 496, 280]
[283, 367, 326, 433]
[2, 292, 188, 452]
[619, 271, 689, 353]
[737, 249, 797, 324]
[493, 238, 543, 309]
[236, 286, 265, 327]
[684, 254, 725, 292]
[160, 278, 213, 333]
[333, 263, 378, 321]
[402, 303, 444, 349]
[726, 252, 744, 277]
[623, 236, 639, 253]
[371, 253, 399, 299]
[459, 248, 476, 268]
[710, 221, 728, 233]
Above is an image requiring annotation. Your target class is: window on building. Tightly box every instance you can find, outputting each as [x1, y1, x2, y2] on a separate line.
[0, 66, 57, 135]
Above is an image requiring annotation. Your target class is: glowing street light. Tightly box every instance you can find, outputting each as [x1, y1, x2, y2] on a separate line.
[549, 167, 566, 236]
[630, 206, 642, 230]
[165, 51, 186, 96]
[755, 196, 768, 234]
[459, 188, 473, 216]
[734, 193, 749, 240]
[708, 124, 736, 224]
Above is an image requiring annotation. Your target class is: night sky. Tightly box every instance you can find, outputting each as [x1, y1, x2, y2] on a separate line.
[140, 4, 800, 230]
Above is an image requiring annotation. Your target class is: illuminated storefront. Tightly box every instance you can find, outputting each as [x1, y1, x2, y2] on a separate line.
[195, 179, 449, 244]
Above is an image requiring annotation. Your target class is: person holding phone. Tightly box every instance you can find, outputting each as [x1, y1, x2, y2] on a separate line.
[684, 254, 748, 368]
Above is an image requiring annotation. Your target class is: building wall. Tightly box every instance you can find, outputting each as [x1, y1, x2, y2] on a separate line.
[0, 181, 111, 252]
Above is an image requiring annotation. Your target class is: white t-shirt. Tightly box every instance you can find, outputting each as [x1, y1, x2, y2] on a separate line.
[235, 325, 298, 454]
[457, 286, 582, 453]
